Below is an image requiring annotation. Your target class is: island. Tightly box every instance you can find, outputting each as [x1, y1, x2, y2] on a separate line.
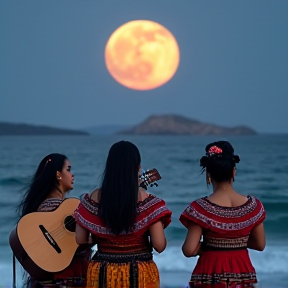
[117, 115, 257, 135]
[0, 122, 89, 136]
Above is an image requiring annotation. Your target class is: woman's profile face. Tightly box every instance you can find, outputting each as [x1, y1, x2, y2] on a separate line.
[58, 159, 74, 192]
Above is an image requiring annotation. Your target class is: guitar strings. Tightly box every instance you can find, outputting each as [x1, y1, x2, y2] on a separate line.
[22, 217, 77, 249]
[21, 221, 65, 249]
[51, 218, 77, 238]
[46, 217, 77, 239]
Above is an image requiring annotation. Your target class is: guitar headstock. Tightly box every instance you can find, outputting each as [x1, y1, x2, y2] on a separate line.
[139, 168, 161, 190]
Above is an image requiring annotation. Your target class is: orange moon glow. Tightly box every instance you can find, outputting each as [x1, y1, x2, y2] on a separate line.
[105, 20, 180, 90]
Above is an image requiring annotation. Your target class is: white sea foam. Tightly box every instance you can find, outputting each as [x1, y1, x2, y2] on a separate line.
[0, 261, 24, 288]
[1, 245, 287, 288]
[154, 244, 288, 274]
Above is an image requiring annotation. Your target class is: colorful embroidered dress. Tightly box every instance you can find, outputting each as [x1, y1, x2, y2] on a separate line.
[27, 198, 90, 288]
[74, 193, 172, 288]
[179, 195, 266, 288]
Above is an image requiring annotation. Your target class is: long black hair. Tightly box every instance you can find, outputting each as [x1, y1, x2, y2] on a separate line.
[99, 141, 141, 234]
[200, 141, 240, 182]
[17, 153, 67, 217]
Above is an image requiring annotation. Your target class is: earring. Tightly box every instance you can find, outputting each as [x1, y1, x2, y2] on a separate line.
[58, 177, 61, 180]
[207, 176, 211, 188]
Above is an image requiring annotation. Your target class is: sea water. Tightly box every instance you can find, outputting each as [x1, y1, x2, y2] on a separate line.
[0, 135, 287, 287]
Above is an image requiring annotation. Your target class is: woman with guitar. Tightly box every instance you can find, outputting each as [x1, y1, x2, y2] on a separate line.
[16, 153, 90, 288]
[74, 140, 172, 288]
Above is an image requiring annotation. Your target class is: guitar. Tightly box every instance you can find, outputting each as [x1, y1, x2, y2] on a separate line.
[139, 168, 161, 190]
[9, 197, 80, 280]
[8, 169, 161, 280]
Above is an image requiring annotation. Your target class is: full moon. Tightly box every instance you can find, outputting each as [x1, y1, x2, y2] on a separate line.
[105, 20, 180, 90]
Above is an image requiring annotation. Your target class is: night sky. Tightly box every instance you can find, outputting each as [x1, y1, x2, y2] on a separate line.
[0, 1, 287, 133]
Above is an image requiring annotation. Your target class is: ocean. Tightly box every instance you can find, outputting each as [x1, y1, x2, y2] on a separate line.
[0, 135, 287, 288]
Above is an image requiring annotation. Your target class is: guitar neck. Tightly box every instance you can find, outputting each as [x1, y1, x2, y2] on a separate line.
[139, 168, 161, 189]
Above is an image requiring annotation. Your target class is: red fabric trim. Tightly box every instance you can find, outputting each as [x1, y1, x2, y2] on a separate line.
[74, 194, 171, 239]
[179, 196, 266, 235]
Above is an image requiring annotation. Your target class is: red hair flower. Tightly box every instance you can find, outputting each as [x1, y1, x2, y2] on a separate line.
[43, 158, 51, 169]
[208, 146, 223, 155]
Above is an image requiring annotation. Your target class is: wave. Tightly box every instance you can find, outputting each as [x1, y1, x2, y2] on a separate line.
[153, 244, 288, 274]
[0, 177, 27, 186]
[168, 157, 198, 164]
[261, 201, 288, 210]
[0, 244, 287, 288]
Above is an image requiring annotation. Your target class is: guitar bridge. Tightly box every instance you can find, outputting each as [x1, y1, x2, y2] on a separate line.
[39, 225, 61, 253]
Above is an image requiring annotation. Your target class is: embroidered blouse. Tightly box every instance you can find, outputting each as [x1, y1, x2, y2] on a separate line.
[74, 193, 172, 254]
[180, 195, 266, 250]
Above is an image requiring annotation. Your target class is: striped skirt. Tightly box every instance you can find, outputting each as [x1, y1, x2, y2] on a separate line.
[86, 251, 160, 288]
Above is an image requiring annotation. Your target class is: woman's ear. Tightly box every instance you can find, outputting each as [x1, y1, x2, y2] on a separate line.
[233, 167, 236, 181]
[56, 171, 61, 180]
[138, 165, 142, 176]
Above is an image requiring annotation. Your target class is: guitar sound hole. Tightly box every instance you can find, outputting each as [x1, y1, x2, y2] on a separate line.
[64, 216, 76, 232]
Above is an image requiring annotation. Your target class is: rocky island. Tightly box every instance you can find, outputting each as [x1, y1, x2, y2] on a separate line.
[0, 122, 89, 136]
[117, 115, 256, 135]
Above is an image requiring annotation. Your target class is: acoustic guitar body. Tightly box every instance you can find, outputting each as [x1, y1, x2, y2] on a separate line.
[9, 198, 80, 280]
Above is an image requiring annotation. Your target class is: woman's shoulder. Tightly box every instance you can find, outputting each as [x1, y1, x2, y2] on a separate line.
[250, 195, 265, 208]
[233, 194, 265, 215]
[80, 189, 100, 203]
[137, 188, 151, 202]
[246, 195, 266, 218]
[182, 197, 207, 211]
[191, 195, 264, 215]
[185, 195, 263, 210]
[136, 192, 172, 229]
[137, 192, 168, 210]
[179, 197, 211, 229]
[37, 198, 63, 212]
[89, 188, 101, 203]
[179, 197, 208, 217]
[77, 190, 100, 215]
[179, 194, 266, 229]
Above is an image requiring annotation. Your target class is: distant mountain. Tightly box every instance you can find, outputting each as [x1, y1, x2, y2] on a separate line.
[0, 122, 89, 136]
[82, 125, 131, 135]
[117, 115, 257, 135]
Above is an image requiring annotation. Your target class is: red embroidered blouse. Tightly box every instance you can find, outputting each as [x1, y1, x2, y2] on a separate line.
[179, 195, 266, 286]
[74, 193, 172, 254]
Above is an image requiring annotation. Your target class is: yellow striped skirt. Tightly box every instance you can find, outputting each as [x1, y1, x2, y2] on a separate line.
[86, 252, 160, 288]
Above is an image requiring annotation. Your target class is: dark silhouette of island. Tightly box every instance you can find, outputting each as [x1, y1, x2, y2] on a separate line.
[117, 115, 257, 135]
[82, 125, 131, 135]
[0, 122, 89, 136]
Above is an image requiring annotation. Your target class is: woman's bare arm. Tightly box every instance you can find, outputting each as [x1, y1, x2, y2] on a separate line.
[149, 221, 167, 253]
[247, 223, 266, 251]
[75, 223, 90, 245]
[182, 223, 202, 257]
